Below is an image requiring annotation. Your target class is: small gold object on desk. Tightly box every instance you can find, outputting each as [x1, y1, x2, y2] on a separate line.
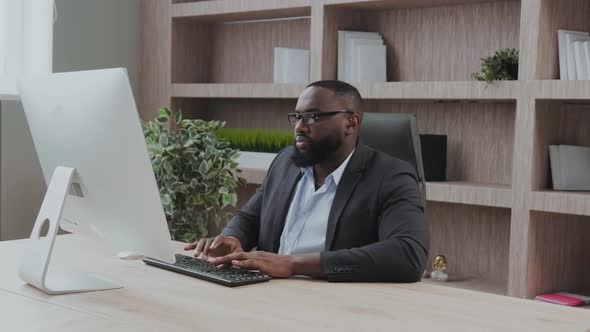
[430, 254, 449, 282]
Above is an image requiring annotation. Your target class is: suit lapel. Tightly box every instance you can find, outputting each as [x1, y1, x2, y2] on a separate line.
[324, 146, 370, 250]
[270, 162, 302, 252]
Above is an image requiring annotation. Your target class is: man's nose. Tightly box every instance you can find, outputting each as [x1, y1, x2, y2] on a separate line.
[294, 118, 308, 134]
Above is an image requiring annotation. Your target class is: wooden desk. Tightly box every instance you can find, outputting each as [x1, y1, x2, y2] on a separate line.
[0, 289, 143, 331]
[1, 235, 590, 332]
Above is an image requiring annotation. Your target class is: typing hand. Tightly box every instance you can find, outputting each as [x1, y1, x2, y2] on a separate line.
[210, 251, 295, 278]
[184, 235, 243, 261]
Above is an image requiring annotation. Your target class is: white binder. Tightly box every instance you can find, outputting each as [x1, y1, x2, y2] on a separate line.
[337, 31, 381, 81]
[351, 44, 387, 83]
[557, 30, 588, 80]
[273, 47, 309, 83]
[550, 145, 590, 191]
[573, 41, 588, 80]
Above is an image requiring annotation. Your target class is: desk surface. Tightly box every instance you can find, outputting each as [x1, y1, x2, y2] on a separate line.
[0, 288, 143, 332]
[1, 235, 590, 332]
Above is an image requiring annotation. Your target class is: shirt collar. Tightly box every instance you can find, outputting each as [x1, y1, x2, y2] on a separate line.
[301, 149, 356, 186]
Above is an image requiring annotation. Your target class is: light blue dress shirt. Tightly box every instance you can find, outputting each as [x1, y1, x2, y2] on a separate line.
[278, 150, 355, 255]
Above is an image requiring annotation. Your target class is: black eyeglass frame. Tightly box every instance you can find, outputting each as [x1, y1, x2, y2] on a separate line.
[287, 110, 354, 125]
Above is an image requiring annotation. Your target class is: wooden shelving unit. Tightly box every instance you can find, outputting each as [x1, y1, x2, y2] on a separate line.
[140, 0, 590, 300]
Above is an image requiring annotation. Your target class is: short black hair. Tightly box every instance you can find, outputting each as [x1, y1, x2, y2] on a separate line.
[306, 80, 363, 112]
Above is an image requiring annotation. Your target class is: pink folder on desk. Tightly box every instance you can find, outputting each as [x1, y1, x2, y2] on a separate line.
[535, 292, 590, 306]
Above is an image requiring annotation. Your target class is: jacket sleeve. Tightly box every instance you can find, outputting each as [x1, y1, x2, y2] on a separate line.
[320, 166, 429, 282]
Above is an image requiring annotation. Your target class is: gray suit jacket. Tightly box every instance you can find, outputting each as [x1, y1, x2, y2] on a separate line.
[221, 144, 429, 282]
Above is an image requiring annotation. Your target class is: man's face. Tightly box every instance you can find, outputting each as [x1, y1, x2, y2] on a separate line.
[291, 87, 350, 167]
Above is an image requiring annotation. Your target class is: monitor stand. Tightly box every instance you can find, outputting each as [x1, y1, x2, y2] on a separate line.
[18, 166, 122, 295]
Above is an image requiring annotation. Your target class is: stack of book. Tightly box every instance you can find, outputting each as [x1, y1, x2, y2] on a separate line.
[273, 47, 310, 83]
[338, 31, 387, 83]
[558, 29, 590, 80]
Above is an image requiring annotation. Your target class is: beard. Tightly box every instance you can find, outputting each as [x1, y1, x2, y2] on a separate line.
[291, 131, 343, 167]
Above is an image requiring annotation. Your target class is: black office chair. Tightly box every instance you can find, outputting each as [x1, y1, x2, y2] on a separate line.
[359, 112, 426, 201]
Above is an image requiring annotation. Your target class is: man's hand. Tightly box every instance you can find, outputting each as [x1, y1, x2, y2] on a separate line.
[210, 251, 295, 278]
[184, 235, 243, 260]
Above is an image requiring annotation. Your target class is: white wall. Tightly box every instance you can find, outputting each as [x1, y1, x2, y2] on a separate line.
[0, 0, 140, 240]
[0, 101, 45, 240]
[52, 0, 140, 96]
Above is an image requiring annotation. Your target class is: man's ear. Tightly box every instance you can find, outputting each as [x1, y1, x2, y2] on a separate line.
[345, 114, 360, 135]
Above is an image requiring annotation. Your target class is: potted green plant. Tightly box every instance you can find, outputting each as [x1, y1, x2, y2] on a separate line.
[472, 48, 519, 84]
[214, 128, 292, 187]
[215, 128, 293, 153]
[142, 108, 246, 242]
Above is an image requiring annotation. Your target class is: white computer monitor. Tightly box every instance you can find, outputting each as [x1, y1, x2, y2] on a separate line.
[18, 68, 175, 294]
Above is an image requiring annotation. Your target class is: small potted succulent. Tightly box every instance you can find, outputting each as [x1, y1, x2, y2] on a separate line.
[472, 48, 519, 84]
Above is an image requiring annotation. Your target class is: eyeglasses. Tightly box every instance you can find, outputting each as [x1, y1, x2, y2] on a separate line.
[287, 110, 354, 125]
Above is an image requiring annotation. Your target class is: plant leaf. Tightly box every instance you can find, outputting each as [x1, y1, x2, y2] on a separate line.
[159, 133, 169, 146]
[174, 110, 182, 124]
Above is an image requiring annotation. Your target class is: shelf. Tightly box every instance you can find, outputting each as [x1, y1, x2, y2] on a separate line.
[426, 182, 512, 208]
[531, 81, 590, 100]
[172, 81, 519, 100]
[357, 81, 519, 101]
[324, 0, 511, 10]
[530, 191, 590, 217]
[172, 0, 311, 22]
[422, 276, 507, 296]
[235, 153, 513, 208]
[91, 80, 590, 105]
[172, 83, 305, 99]
[171, 81, 589, 103]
